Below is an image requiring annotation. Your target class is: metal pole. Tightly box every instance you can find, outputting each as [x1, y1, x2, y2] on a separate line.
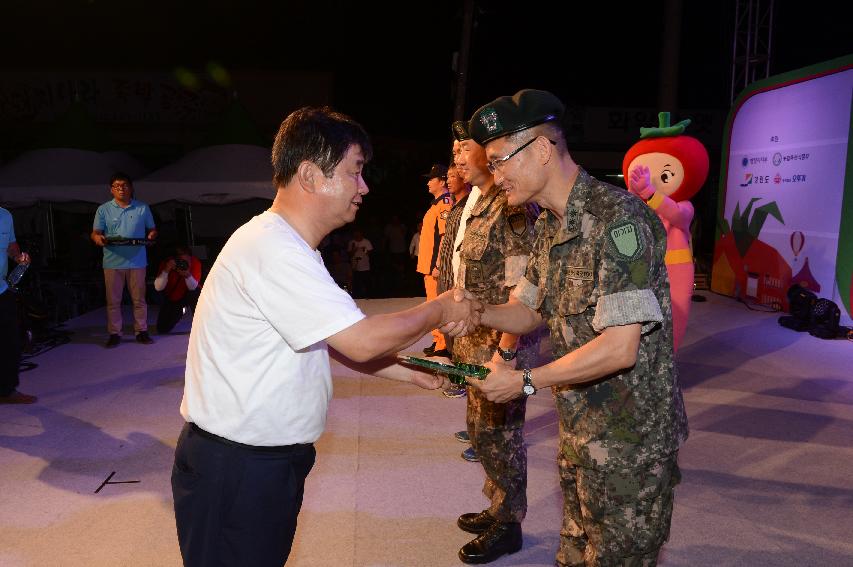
[453, 0, 475, 121]
[187, 204, 195, 247]
[730, 0, 741, 103]
[745, 0, 754, 88]
[46, 202, 56, 260]
[657, 0, 683, 112]
[765, 0, 774, 78]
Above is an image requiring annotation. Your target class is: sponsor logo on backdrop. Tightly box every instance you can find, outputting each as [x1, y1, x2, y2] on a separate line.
[739, 173, 771, 187]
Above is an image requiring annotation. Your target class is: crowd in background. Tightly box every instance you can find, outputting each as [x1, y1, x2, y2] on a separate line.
[319, 214, 427, 299]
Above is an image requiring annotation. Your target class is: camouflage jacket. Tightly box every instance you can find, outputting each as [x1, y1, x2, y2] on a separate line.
[512, 169, 689, 470]
[454, 185, 537, 365]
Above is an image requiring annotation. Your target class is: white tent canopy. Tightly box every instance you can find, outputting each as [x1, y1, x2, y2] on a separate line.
[135, 144, 274, 205]
[0, 144, 275, 250]
[0, 144, 274, 207]
[0, 148, 148, 207]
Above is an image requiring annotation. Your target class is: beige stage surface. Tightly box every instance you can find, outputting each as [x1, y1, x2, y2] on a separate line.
[1, 293, 852, 566]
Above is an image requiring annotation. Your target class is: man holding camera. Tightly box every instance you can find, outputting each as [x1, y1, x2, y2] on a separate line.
[154, 245, 201, 334]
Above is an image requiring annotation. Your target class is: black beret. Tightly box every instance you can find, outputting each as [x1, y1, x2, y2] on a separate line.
[469, 89, 565, 145]
[421, 163, 448, 179]
[451, 120, 471, 141]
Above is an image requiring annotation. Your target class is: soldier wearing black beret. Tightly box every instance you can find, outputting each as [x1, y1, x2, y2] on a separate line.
[464, 89, 689, 566]
[444, 117, 541, 564]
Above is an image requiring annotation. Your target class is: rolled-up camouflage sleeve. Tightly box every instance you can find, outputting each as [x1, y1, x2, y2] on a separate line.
[512, 274, 540, 310]
[504, 255, 528, 287]
[503, 207, 535, 289]
[592, 216, 662, 334]
[592, 289, 662, 333]
[511, 236, 545, 311]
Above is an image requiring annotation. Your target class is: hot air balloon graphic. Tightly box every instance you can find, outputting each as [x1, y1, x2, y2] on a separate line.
[790, 231, 805, 263]
[789, 230, 821, 292]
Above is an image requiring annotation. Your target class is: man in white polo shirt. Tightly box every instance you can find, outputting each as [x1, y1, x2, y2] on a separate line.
[172, 106, 482, 567]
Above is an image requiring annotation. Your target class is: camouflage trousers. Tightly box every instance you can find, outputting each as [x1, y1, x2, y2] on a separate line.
[466, 386, 527, 523]
[555, 455, 681, 567]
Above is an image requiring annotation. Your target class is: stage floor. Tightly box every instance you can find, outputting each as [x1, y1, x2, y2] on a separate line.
[1, 292, 851, 566]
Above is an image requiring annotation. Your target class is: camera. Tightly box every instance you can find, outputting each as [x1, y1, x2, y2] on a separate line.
[174, 259, 189, 271]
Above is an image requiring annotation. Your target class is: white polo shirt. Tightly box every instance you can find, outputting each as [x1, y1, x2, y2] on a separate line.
[181, 211, 365, 446]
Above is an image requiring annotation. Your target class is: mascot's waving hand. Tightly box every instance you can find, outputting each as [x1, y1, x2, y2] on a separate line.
[623, 112, 709, 351]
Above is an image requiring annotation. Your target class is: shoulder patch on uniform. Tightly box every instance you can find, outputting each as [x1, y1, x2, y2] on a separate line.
[607, 219, 644, 260]
[508, 212, 527, 237]
[440, 210, 450, 220]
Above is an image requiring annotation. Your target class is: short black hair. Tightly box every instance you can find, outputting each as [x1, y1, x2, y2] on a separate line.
[271, 106, 372, 188]
[110, 171, 133, 186]
[506, 122, 567, 153]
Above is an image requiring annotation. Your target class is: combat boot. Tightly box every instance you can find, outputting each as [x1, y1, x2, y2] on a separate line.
[457, 510, 497, 534]
[459, 521, 522, 564]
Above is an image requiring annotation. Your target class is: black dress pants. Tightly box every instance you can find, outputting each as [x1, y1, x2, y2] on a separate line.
[0, 290, 22, 396]
[157, 291, 199, 334]
[171, 423, 316, 567]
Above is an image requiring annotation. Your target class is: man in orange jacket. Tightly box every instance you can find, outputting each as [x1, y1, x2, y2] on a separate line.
[417, 163, 453, 356]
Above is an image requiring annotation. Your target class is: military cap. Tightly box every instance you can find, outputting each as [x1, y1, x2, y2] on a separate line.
[451, 120, 471, 141]
[469, 89, 565, 145]
[421, 163, 448, 179]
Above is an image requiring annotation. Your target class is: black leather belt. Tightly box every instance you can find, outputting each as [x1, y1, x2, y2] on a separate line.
[189, 423, 312, 454]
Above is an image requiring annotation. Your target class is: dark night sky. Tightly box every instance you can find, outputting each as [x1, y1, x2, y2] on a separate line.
[4, 0, 850, 141]
[1, 1, 850, 240]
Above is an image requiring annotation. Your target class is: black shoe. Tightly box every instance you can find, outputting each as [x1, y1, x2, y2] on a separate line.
[459, 522, 522, 564]
[457, 510, 497, 534]
[135, 331, 154, 345]
[431, 348, 451, 358]
[422, 342, 437, 356]
[105, 334, 121, 348]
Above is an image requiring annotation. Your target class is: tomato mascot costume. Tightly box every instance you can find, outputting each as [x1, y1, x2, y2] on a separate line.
[623, 112, 709, 351]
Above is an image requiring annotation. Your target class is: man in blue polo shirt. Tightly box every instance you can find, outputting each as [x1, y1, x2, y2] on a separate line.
[91, 172, 157, 348]
[0, 206, 36, 404]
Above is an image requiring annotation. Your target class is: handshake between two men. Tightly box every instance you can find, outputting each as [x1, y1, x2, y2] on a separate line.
[424, 287, 546, 404]
[327, 287, 519, 395]
[434, 288, 486, 338]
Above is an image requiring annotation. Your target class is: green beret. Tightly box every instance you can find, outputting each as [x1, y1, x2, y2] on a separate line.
[469, 89, 565, 145]
[451, 120, 471, 141]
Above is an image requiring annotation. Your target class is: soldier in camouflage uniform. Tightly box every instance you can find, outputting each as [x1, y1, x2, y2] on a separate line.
[436, 164, 467, 295]
[449, 119, 542, 565]
[466, 90, 689, 566]
[436, 147, 475, 399]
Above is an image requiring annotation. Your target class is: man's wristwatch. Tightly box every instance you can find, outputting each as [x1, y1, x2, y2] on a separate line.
[496, 346, 517, 362]
[521, 368, 536, 396]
